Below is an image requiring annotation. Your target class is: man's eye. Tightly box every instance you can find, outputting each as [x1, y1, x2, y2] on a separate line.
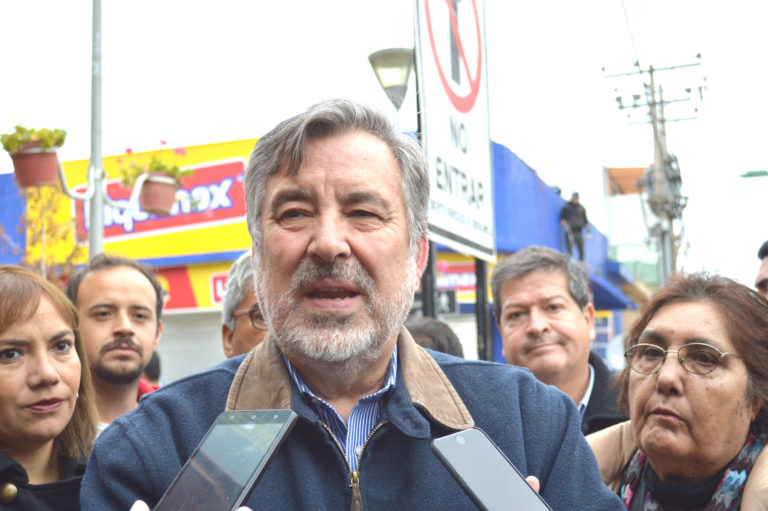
[279, 209, 308, 220]
[350, 209, 379, 218]
[93, 310, 112, 319]
[0, 349, 20, 362]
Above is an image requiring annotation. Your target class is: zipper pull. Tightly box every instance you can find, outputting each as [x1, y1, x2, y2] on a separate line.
[350, 470, 362, 511]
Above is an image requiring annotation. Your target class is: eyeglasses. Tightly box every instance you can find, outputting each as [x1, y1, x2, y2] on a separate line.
[624, 342, 742, 376]
[233, 303, 267, 331]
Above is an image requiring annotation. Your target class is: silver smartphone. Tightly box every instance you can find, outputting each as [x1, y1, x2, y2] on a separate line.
[153, 409, 298, 511]
[431, 427, 552, 511]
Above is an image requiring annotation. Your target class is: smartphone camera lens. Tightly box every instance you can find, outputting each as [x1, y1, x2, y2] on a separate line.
[456, 435, 466, 445]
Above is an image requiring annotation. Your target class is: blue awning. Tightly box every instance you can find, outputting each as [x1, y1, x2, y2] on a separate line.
[590, 273, 636, 310]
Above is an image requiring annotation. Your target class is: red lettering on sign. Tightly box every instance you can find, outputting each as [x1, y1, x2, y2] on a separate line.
[73, 158, 247, 239]
[424, 0, 483, 113]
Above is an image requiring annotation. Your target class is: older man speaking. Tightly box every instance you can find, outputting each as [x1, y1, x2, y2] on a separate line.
[81, 99, 622, 510]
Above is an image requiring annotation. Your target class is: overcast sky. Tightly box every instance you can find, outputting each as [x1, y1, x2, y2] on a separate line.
[1, 0, 765, 287]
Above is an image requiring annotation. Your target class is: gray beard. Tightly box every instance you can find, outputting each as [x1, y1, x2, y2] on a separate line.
[255, 256, 420, 380]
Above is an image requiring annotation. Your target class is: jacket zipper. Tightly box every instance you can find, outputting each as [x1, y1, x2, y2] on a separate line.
[349, 422, 386, 511]
[321, 422, 387, 511]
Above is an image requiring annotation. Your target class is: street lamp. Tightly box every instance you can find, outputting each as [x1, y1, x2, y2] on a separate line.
[368, 48, 414, 118]
[367, 46, 439, 319]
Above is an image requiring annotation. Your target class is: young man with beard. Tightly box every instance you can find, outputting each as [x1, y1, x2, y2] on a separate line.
[80, 99, 623, 511]
[65, 253, 163, 434]
[491, 246, 626, 435]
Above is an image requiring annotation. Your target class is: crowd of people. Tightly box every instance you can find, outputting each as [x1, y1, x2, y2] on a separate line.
[1, 99, 766, 510]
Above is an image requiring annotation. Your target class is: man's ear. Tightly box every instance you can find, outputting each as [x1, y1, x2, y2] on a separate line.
[415, 236, 429, 275]
[583, 303, 596, 342]
[222, 324, 234, 359]
[154, 320, 163, 350]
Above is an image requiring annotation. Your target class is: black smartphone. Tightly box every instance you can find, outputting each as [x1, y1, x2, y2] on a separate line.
[431, 427, 552, 511]
[153, 409, 298, 511]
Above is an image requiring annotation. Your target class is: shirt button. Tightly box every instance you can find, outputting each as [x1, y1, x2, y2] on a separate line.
[355, 445, 364, 457]
[0, 482, 18, 504]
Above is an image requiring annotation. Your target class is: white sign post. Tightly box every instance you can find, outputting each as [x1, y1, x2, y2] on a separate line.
[415, 0, 495, 262]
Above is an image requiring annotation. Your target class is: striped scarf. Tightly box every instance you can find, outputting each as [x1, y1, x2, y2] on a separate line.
[620, 432, 766, 510]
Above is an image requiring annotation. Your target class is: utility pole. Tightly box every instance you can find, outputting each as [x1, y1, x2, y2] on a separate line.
[605, 59, 701, 284]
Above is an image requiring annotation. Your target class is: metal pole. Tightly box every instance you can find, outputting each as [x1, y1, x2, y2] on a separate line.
[41, 218, 46, 280]
[88, 0, 104, 257]
[648, 66, 669, 284]
[421, 241, 437, 318]
[412, 52, 437, 319]
[475, 258, 491, 361]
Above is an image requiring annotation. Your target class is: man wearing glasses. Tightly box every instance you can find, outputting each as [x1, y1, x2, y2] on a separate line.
[221, 250, 268, 358]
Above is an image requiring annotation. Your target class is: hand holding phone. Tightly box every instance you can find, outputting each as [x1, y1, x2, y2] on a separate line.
[431, 427, 552, 511]
[153, 410, 297, 511]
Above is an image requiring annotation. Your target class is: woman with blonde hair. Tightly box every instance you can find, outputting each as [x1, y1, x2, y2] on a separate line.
[0, 265, 98, 510]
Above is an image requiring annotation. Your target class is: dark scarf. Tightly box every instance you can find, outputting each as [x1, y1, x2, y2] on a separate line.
[620, 432, 766, 510]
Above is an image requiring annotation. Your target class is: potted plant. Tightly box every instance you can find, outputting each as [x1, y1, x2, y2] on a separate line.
[1, 125, 66, 188]
[120, 144, 193, 216]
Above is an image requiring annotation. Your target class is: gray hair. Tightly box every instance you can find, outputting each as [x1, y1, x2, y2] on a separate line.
[490, 246, 591, 322]
[221, 250, 255, 329]
[244, 99, 429, 259]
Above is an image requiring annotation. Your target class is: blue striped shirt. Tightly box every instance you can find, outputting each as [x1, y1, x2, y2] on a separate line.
[283, 346, 398, 471]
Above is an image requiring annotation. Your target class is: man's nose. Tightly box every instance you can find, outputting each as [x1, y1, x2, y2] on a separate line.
[525, 308, 549, 336]
[112, 309, 135, 335]
[308, 214, 351, 263]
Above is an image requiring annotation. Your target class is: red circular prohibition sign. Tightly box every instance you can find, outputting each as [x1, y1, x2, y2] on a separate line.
[424, 0, 482, 114]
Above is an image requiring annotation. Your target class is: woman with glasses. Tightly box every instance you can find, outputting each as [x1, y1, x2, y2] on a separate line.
[587, 272, 768, 509]
[0, 266, 98, 510]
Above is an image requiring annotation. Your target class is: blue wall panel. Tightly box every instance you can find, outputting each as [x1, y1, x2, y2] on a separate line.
[491, 142, 609, 271]
[0, 173, 25, 265]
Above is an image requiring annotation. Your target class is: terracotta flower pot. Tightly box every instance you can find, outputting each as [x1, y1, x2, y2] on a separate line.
[139, 173, 180, 216]
[9, 143, 60, 188]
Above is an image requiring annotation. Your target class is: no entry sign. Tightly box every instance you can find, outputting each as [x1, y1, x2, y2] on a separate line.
[415, 0, 495, 261]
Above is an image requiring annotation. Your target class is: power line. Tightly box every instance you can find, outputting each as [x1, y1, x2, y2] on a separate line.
[620, 0, 642, 70]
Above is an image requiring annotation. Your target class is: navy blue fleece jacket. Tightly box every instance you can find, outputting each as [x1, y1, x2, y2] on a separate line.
[80, 337, 622, 510]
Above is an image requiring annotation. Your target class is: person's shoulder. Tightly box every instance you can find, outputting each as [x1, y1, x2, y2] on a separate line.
[743, 439, 768, 509]
[140, 355, 244, 402]
[432, 350, 539, 380]
[111, 355, 246, 438]
[430, 351, 563, 406]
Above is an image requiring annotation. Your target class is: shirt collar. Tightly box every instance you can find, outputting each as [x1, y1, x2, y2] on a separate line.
[282, 345, 398, 406]
[224, 330, 475, 433]
[578, 363, 595, 419]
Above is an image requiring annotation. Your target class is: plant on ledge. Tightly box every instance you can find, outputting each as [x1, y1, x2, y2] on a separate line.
[1, 125, 67, 188]
[1, 125, 67, 153]
[119, 143, 192, 189]
[117, 141, 194, 216]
